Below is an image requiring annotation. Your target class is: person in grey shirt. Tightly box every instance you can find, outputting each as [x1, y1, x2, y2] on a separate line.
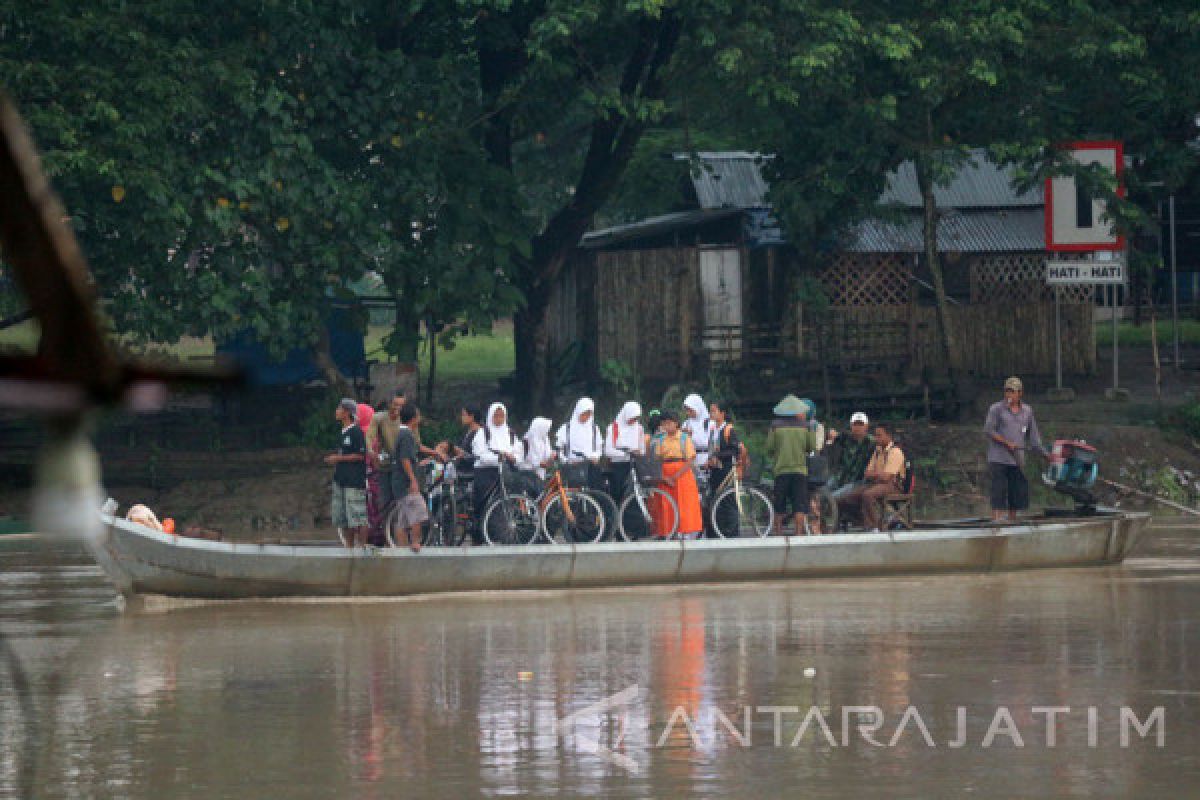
[984, 376, 1049, 521]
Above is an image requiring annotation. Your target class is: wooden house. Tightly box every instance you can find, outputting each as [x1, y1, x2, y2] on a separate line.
[548, 151, 1096, 408]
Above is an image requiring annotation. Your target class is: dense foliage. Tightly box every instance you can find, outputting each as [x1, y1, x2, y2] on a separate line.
[2, 0, 1199, 400]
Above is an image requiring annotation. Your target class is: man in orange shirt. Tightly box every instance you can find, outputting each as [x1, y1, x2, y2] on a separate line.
[837, 422, 905, 532]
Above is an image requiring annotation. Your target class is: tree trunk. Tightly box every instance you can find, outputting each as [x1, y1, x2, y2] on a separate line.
[424, 319, 437, 408]
[514, 285, 554, 415]
[495, 11, 682, 418]
[914, 147, 962, 392]
[312, 324, 353, 398]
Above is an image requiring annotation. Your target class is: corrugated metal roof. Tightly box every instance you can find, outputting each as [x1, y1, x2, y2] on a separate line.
[844, 209, 1045, 253]
[878, 150, 1042, 209]
[581, 208, 743, 249]
[674, 152, 772, 209]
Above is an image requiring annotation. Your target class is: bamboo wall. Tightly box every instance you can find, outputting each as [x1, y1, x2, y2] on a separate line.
[548, 245, 1098, 386]
[590, 247, 703, 382]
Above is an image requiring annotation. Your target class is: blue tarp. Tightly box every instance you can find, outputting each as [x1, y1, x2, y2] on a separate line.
[217, 307, 367, 387]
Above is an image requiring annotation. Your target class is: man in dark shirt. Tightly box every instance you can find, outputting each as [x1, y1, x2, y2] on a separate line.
[326, 397, 368, 546]
[826, 411, 874, 501]
[390, 404, 429, 551]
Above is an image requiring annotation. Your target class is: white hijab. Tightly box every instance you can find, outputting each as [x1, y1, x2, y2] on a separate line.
[557, 397, 600, 461]
[485, 402, 518, 456]
[606, 401, 644, 459]
[683, 393, 712, 462]
[523, 417, 555, 478]
[683, 394, 709, 429]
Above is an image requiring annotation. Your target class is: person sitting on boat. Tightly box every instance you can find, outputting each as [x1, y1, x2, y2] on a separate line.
[649, 411, 704, 540]
[825, 411, 874, 501]
[766, 394, 817, 536]
[604, 401, 644, 501]
[326, 397, 369, 547]
[836, 422, 906, 533]
[682, 394, 713, 469]
[520, 416, 557, 482]
[556, 397, 603, 490]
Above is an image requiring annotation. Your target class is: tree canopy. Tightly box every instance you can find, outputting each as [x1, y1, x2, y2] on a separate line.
[3, 0, 1199, 400]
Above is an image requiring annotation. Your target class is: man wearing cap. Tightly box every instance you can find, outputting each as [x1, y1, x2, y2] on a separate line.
[326, 397, 369, 546]
[766, 394, 817, 535]
[826, 412, 875, 501]
[984, 376, 1048, 521]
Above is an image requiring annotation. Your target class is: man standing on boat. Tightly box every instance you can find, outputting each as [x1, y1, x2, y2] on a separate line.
[327, 398, 369, 547]
[984, 376, 1048, 522]
[367, 390, 406, 540]
[391, 404, 428, 552]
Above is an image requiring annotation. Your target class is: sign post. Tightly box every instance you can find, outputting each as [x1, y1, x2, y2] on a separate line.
[1045, 254, 1126, 401]
[1045, 140, 1126, 401]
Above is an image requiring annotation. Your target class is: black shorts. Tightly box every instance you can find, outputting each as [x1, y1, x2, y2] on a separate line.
[989, 462, 1029, 511]
[773, 472, 810, 515]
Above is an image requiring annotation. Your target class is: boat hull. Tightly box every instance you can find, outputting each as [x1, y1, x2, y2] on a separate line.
[85, 512, 1150, 601]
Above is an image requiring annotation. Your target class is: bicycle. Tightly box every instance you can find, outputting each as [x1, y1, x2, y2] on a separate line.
[479, 459, 542, 546]
[426, 460, 469, 546]
[540, 463, 607, 544]
[612, 448, 680, 541]
[706, 462, 774, 538]
[803, 452, 838, 535]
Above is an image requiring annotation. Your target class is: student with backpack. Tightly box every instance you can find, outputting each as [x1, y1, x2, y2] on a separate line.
[556, 397, 604, 490]
[649, 410, 703, 539]
[682, 394, 714, 469]
[603, 401, 645, 501]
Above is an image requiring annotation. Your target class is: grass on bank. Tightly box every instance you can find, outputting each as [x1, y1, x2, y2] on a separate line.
[1095, 318, 1200, 347]
[0, 319, 515, 382]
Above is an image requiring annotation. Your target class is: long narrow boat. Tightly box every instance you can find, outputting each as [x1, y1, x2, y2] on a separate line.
[84, 510, 1149, 602]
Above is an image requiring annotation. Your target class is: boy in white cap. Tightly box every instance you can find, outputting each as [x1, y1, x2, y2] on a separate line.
[826, 411, 874, 501]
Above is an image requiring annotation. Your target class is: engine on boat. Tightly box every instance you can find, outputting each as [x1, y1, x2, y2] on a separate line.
[1042, 439, 1099, 513]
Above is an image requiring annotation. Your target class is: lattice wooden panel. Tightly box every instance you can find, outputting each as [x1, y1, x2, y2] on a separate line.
[820, 254, 911, 307]
[971, 253, 1094, 305]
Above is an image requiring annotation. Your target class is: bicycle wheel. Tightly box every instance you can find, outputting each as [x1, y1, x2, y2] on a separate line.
[542, 491, 606, 544]
[617, 488, 679, 541]
[424, 491, 461, 546]
[710, 486, 774, 538]
[804, 486, 838, 536]
[481, 494, 540, 546]
[583, 489, 621, 541]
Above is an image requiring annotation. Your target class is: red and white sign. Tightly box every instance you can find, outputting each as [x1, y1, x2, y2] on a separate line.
[1044, 141, 1124, 252]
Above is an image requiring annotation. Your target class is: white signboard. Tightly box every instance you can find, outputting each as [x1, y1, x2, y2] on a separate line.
[1046, 259, 1126, 285]
[1045, 141, 1124, 252]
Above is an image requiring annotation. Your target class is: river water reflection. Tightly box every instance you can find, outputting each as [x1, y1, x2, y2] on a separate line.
[2, 529, 1198, 799]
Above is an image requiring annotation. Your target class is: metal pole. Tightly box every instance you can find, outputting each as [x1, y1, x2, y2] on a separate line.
[1169, 195, 1180, 368]
[1054, 286, 1063, 390]
[1111, 282, 1118, 390]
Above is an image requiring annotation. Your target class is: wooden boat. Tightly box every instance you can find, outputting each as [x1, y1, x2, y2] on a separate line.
[84, 510, 1149, 602]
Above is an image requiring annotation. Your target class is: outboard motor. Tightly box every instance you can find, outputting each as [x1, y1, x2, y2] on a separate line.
[1042, 439, 1099, 513]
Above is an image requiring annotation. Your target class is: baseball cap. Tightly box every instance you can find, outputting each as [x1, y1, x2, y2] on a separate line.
[850, 412, 869, 425]
[1004, 376, 1023, 392]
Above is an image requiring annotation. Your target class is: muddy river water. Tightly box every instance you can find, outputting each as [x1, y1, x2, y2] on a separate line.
[1, 526, 1198, 799]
